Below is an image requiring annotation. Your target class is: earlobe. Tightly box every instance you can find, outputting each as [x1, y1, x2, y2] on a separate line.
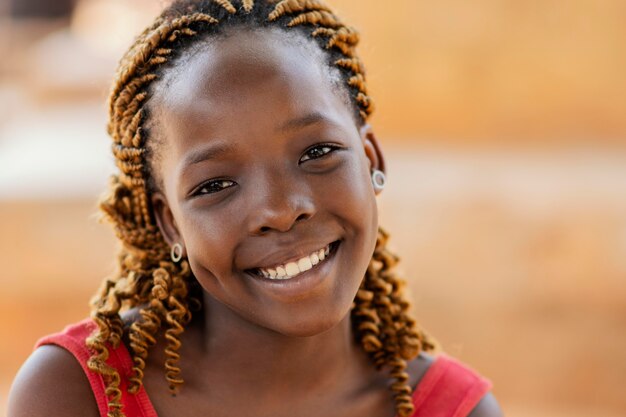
[151, 192, 185, 255]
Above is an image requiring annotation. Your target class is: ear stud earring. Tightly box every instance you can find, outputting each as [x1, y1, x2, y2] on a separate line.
[171, 243, 184, 263]
[371, 169, 386, 193]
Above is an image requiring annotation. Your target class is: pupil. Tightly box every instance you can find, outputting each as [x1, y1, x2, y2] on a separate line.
[208, 181, 224, 192]
[311, 147, 325, 157]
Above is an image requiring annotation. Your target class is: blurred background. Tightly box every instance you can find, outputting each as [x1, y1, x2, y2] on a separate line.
[1, 0, 625, 416]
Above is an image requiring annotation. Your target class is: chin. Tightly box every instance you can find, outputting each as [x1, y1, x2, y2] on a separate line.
[266, 305, 351, 338]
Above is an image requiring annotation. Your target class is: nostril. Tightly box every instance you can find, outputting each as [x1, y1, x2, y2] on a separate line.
[295, 213, 310, 222]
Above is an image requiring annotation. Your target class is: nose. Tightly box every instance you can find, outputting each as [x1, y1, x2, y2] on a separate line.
[247, 172, 316, 235]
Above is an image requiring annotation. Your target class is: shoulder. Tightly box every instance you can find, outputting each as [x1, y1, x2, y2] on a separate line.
[7, 344, 100, 417]
[405, 350, 436, 387]
[467, 392, 504, 417]
[406, 352, 503, 417]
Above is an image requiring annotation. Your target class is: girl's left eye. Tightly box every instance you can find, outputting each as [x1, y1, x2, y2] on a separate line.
[300, 144, 338, 163]
[192, 179, 236, 196]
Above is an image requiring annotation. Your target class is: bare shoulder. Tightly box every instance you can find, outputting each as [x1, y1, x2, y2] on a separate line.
[7, 345, 100, 417]
[468, 392, 504, 417]
[405, 350, 436, 388]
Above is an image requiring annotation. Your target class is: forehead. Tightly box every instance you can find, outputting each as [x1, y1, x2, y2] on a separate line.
[152, 27, 353, 141]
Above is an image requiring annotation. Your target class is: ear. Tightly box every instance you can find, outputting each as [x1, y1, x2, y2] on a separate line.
[151, 191, 186, 257]
[359, 123, 386, 174]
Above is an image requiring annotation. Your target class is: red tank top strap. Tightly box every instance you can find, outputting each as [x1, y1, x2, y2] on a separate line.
[409, 353, 493, 417]
[35, 318, 159, 417]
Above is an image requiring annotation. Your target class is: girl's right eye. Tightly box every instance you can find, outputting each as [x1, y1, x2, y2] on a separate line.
[299, 143, 340, 163]
[191, 179, 236, 197]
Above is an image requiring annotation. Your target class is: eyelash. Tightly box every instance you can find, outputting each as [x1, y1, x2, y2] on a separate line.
[192, 179, 236, 196]
[299, 143, 340, 163]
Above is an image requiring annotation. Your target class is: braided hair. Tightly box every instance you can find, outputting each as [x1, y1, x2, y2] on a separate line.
[88, 1, 434, 416]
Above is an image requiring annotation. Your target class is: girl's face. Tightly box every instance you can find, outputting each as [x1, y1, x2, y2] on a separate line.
[151, 28, 383, 337]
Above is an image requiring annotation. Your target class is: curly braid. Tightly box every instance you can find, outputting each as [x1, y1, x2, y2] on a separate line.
[89, 1, 433, 416]
[352, 228, 436, 416]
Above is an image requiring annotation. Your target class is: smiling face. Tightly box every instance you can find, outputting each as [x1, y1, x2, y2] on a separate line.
[149, 28, 384, 337]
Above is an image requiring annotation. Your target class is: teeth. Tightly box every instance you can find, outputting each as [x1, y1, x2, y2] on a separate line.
[285, 262, 299, 277]
[256, 243, 333, 280]
[276, 266, 287, 278]
[298, 257, 313, 272]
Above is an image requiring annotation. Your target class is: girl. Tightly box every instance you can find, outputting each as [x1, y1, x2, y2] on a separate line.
[9, 1, 502, 416]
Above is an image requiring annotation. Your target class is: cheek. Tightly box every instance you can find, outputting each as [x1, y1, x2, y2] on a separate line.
[176, 205, 241, 279]
[316, 154, 379, 274]
[327, 154, 378, 228]
[344, 155, 379, 254]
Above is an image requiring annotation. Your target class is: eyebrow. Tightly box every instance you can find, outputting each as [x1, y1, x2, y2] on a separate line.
[180, 141, 236, 173]
[278, 112, 338, 133]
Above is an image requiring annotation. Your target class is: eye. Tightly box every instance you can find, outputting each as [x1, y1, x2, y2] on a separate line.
[192, 179, 236, 197]
[300, 144, 339, 163]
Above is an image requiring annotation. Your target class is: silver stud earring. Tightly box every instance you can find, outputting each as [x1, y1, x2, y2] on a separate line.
[171, 243, 183, 263]
[371, 169, 386, 193]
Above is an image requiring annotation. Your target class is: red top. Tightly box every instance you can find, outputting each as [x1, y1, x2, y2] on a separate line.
[35, 319, 492, 417]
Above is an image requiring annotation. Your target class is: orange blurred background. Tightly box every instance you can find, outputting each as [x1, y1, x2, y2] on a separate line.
[1, 1, 625, 416]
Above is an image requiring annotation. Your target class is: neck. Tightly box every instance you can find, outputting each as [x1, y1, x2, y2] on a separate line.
[184, 293, 373, 397]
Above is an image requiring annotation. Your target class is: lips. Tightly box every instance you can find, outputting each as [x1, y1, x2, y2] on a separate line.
[247, 241, 340, 280]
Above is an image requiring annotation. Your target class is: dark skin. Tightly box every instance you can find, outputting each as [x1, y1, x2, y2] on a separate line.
[8, 28, 503, 417]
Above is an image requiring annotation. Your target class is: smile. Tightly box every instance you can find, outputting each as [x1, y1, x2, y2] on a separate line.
[250, 241, 340, 280]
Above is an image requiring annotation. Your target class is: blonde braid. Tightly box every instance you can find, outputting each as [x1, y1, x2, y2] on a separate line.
[268, 0, 331, 20]
[352, 228, 435, 417]
[242, 0, 255, 12]
[163, 264, 192, 393]
[126, 267, 171, 393]
[213, 0, 237, 13]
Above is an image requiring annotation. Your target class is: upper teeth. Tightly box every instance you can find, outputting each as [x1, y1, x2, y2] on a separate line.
[258, 244, 331, 280]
